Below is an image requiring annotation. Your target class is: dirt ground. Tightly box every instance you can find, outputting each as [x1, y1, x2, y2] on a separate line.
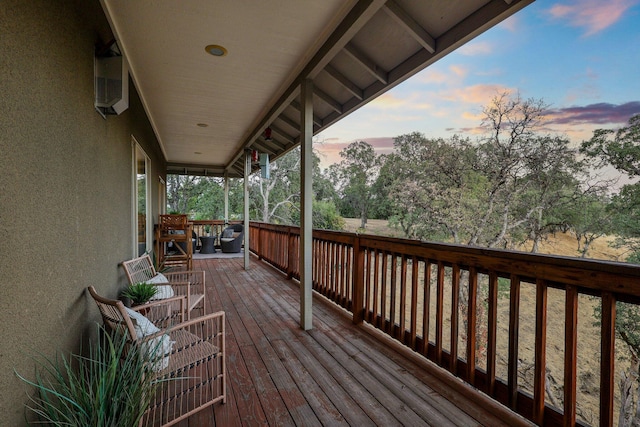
[343, 218, 630, 425]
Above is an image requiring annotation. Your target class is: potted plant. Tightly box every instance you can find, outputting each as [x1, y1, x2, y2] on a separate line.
[121, 282, 158, 306]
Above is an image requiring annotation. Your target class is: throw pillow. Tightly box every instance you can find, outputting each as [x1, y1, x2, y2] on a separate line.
[149, 285, 175, 300]
[125, 307, 174, 372]
[147, 272, 169, 284]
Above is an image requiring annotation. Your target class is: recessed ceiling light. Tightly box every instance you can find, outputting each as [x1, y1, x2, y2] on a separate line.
[205, 44, 227, 57]
[197, 123, 208, 127]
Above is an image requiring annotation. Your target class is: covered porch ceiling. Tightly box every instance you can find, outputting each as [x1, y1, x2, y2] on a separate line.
[101, 0, 535, 178]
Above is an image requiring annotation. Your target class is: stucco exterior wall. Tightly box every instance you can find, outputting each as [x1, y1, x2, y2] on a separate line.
[0, 1, 165, 424]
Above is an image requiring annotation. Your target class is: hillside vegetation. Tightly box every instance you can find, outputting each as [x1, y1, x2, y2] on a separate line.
[344, 218, 628, 261]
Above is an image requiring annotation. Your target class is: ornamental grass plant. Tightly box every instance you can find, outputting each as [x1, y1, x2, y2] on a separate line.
[121, 282, 158, 305]
[16, 325, 157, 426]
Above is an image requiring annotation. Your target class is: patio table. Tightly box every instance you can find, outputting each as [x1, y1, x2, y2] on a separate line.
[199, 236, 216, 254]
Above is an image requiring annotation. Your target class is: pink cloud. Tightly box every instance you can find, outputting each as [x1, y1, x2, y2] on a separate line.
[547, 0, 638, 36]
[443, 84, 513, 105]
[545, 101, 640, 125]
[314, 137, 395, 167]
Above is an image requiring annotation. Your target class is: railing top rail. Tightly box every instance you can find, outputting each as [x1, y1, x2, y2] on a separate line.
[250, 221, 640, 296]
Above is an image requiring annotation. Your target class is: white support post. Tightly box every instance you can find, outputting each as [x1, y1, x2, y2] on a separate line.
[224, 171, 229, 224]
[300, 79, 314, 330]
[243, 150, 250, 270]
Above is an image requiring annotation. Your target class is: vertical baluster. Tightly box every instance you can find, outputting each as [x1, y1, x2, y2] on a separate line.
[322, 240, 327, 293]
[450, 264, 460, 374]
[352, 237, 364, 324]
[466, 267, 478, 385]
[340, 243, 346, 304]
[436, 261, 445, 365]
[399, 256, 408, 343]
[600, 292, 616, 427]
[421, 260, 431, 357]
[564, 285, 578, 427]
[330, 242, 336, 299]
[381, 252, 388, 332]
[508, 274, 521, 410]
[311, 239, 317, 287]
[346, 243, 353, 306]
[410, 256, 419, 350]
[286, 228, 294, 279]
[533, 279, 547, 424]
[487, 272, 498, 396]
[363, 248, 370, 322]
[373, 249, 380, 328]
[390, 254, 398, 337]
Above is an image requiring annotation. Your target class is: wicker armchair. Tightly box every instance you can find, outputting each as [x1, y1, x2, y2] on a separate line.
[122, 254, 205, 319]
[87, 286, 226, 427]
[220, 224, 244, 253]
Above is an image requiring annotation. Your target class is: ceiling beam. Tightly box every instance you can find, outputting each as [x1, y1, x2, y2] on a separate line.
[269, 124, 295, 143]
[231, 162, 244, 176]
[314, 87, 343, 114]
[318, 0, 535, 134]
[290, 100, 323, 128]
[382, 0, 436, 53]
[225, 0, 387, 174]
[166, 163, 232, 177]
[344, 42, 388, 84]
[324, 64, 364, 100]
[251, 140, 277, 155]
[258, 136, 287, 153]
[275, 114, 301, 133]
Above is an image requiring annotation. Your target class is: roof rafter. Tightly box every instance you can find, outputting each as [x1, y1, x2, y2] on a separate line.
[344, 42, 388, 84]
[314, 87, 343, 114]
[269, 124, 296, 143]
[319, 0, 534, 135]
[324, 64, 363, 100]
[226, 0, 387, 174]
[382, 0, 436, 53]
[290, 100, 323, 128]
[275, 114, 301, 133]
[251, 140, 277, 155]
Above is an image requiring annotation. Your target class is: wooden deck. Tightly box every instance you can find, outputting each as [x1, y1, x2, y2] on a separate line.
[180, 255, 533, 427]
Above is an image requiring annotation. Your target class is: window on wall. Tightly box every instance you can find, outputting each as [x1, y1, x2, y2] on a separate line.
[134, 141, 151, 256]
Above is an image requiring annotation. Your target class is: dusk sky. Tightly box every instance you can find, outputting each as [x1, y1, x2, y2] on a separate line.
[316, 0, 640, 167]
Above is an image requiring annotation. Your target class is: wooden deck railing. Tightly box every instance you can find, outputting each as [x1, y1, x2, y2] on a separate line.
[249, 221, 640, 427]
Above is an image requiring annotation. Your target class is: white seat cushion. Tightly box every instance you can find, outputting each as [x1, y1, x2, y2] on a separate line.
[149, 285, 174, 300]
[146, 272, 169, 284]
[125, 307, 174, 372]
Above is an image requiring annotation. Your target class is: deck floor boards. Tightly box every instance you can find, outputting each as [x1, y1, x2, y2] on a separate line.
[180, 255, 532, 426]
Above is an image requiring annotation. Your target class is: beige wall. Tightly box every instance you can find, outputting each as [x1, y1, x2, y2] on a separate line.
[0, 1, 165, 424]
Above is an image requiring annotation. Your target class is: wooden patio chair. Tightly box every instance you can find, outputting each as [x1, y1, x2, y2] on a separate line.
[122, 253, 205, 319]
[155, 214, 193, 270]
[87, 286, 226, 427]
